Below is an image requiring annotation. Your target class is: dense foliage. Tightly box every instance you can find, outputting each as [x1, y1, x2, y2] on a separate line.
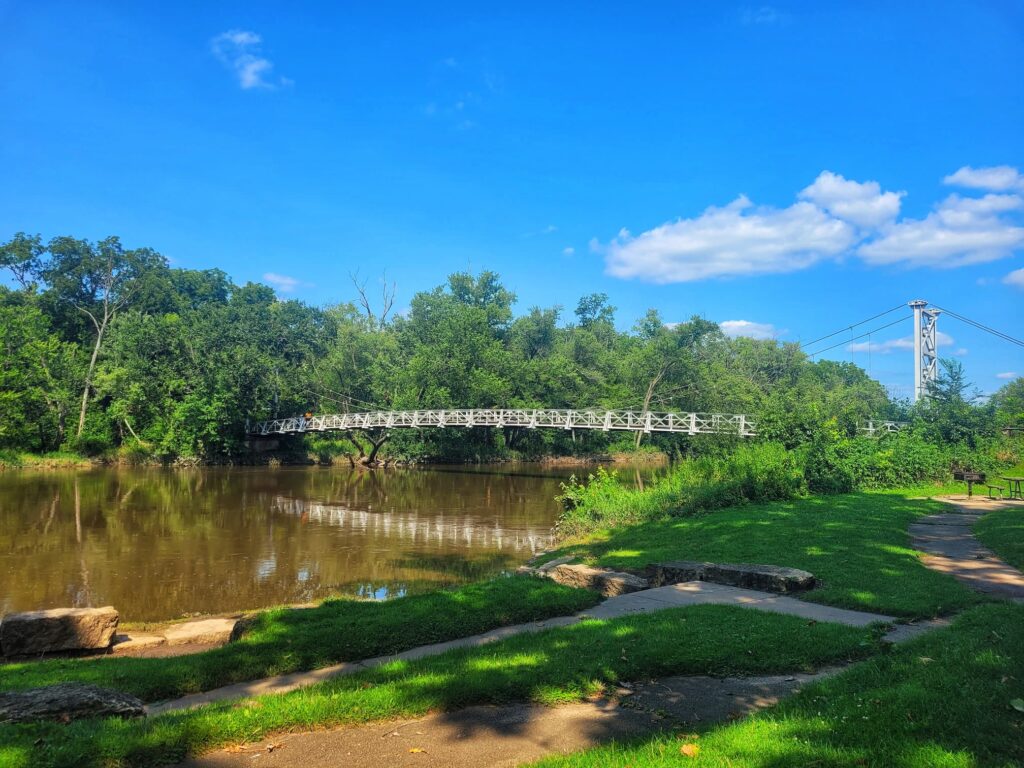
[1, 232, 1020, 463]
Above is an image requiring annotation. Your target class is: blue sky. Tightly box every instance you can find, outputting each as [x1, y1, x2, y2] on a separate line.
[1, 1, 1022, 397]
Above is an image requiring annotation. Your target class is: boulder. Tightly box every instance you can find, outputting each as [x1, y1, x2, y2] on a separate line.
[0, 607, 119, 656]
[547, 564, 648, 596]
[649, 561, 816, 593]
[0, 682, 144, 723]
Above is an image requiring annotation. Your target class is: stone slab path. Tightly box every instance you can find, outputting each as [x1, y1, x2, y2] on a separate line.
[181, 668, 843, 768]
[151, 581, 897, 717]
[912, 497, 1024, 600]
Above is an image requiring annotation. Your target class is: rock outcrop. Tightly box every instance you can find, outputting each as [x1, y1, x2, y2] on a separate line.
[0, 607, 119, 656]
[0, 683, 144, 723]
[648, 561, 816, 593]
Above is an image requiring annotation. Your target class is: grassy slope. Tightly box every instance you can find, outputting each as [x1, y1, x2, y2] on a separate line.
[555, 490, 981, 618]
[976, 508, 1024, 571]
[0, 577, 599, 702]
[0, 605, 880, 768]
[533, 603, 1024, 768]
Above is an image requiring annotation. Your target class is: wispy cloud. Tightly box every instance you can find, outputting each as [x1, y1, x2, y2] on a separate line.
[211, 30, 290, 90]
[1004, 267, 1024, 289]
[562, 246, 575, 256]
[945, 165, 1024, 192]
[263, 272, 310, 293]
[996, 372, 1018, 380]
[740, 6, 790, 25]
[600, 167, 1024, 283]
[719, 320, 783, 340]
[848, 331, 955, 354]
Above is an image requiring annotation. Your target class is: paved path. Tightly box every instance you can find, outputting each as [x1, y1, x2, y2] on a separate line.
[149, 581, 895, 716]
[911, 496, 1024, 600]
[181, 668, 843, 768]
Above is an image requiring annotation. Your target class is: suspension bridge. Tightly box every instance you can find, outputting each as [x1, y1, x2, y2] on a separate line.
[248, 409, 757, 437]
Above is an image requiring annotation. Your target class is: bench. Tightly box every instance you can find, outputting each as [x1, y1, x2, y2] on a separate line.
[987, 484, 1005, 499]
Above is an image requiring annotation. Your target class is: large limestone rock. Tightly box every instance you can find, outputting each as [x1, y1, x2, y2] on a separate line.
[0, 683, 144, 723]
[0, 607, 119, 656]
[649, 561, 816, 593]
[547, 564, 648, 596]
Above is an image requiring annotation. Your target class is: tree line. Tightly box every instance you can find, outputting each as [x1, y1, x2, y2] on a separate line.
[1, 233, 1020, 462]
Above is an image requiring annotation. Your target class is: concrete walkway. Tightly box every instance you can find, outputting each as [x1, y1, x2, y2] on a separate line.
[182, 668, 842, 768]
[149, 581, 896, 716]
[912, 496, 1024, 600]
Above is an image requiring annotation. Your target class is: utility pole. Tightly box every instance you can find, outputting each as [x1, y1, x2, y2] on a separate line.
[909, 300, 940, 402]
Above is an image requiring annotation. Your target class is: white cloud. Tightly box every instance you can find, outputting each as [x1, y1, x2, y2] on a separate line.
[848, 331, 954, 354]
[263, 272, 309, 293]
[600, 167, 1024, 283]
[719, 320, 782, 340]
[1005, 267, 1024, 289]
[799, 171, 904, 228]
[954, 347, 969, 356]
[604, 195, 855, 283]
[944, 165, 1024, 192]
[562, 246, 575, 256]
[996, 372, 1018, 380]
[858, 193, 1024, 268]
[211, 30, 289, 90]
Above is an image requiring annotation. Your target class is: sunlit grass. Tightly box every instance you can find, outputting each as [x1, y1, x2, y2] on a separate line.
[555, 490, 983, 617]
[0, 576, 599, 702]
[0, 605, 880, 768]
[532, 603, 1024, 768]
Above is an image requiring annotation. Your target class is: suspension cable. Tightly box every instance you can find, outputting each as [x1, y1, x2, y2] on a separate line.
[929, 304, 1024, 349]
[805, 315, 912, 357]
[799, 303, 907, 349]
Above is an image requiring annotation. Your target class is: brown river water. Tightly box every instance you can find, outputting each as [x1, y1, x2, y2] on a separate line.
[0, 464, 663, 621]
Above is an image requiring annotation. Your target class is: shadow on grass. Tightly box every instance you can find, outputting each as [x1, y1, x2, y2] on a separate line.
[0, 576, 600, 702]
[1, 604, 881, 768]
[559, 491, 983, 618]
[530, 603, 1024, 768]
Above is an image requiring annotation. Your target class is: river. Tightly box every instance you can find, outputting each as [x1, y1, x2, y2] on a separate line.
[0, 463, 663, 621]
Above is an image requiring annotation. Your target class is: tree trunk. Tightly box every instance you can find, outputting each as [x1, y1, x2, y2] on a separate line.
[634, 368, 666, 449]
[365, 431, 390, 464]
[76, 321, 106, 438]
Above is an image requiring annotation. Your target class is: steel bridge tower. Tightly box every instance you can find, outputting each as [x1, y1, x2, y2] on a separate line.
[909, 300, 940, 402]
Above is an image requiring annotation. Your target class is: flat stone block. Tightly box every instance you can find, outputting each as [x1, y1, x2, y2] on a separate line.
[161, 618, 237, 646]
[111, 633, 167, 654]
[0, 682, 144, 723]
[547, 564, 648, 597]
[0, 607, 119, 656]
[650, 561, 816, 593]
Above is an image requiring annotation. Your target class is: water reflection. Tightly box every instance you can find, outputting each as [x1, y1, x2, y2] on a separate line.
[3, 464, 663, 621]
[1, 464, 666, 620]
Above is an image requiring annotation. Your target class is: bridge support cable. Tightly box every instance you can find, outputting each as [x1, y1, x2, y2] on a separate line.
[802, 315, 912, 358]
[799, 303, 907, 350]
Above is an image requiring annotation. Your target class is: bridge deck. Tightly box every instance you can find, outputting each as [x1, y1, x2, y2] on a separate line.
[249, 409, 756, 437]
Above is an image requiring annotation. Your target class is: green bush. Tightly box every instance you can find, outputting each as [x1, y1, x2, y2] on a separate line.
[556, 442, 805, 537]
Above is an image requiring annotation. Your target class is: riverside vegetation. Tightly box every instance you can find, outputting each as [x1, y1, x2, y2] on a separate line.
[2, 232, 1022, 465]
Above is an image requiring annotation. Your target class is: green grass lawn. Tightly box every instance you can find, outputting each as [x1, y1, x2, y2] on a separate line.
[0, 576, 599, 702]
[0, 605, 881, 768]
[554, 490, 982, 618]
[976, 506, 1024, 571]
[531, 603, 1024, 768]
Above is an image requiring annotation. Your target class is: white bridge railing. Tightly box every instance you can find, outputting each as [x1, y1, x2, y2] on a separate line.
[249, 409, 756, 437]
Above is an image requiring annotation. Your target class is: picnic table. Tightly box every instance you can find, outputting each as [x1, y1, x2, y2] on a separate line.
[1001, 476, 1024, 500]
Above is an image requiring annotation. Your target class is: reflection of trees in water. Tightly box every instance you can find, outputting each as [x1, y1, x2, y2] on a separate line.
[0, 467, 563, 621]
